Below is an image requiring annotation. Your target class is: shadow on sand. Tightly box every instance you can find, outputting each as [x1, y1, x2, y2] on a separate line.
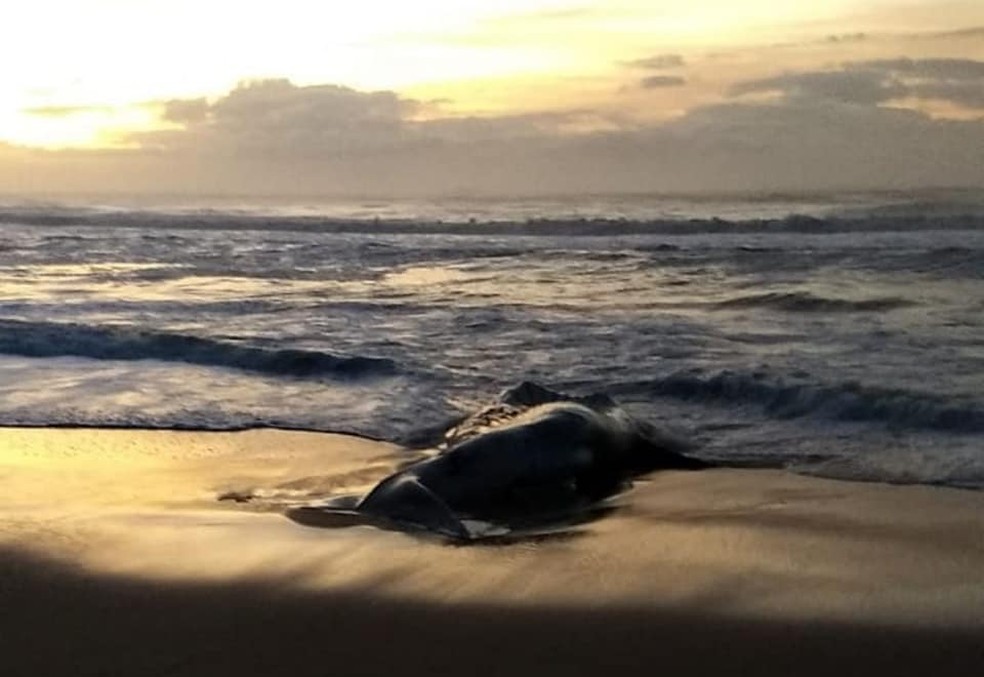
[1, 545, 981, 677]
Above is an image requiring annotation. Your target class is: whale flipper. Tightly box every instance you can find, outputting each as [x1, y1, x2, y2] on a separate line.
[358, 474, 471, 540]
[286, 477, 472, 539]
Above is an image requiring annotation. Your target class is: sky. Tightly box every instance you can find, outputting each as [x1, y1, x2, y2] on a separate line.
[2, 0, 983, 197]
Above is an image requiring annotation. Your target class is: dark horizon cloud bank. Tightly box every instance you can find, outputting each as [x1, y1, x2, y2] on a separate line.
[733, 58, 984, 108]
[4, 59, 984, 197]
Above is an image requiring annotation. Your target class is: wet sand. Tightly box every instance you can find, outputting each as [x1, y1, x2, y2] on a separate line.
[1, 427, 982, 676]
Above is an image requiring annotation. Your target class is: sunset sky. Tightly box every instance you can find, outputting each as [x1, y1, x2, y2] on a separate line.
[3, 0, 983, 197]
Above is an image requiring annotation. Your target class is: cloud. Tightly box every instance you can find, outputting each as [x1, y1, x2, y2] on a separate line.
[854, 58, 984, 109]
[211, 79, 416, 127]
[648, 99, 984, 190]
[732, 69, 904, 105]
[855, 58, 984, 80]
[151, 74, 984, 194]
[627, 53, 685, 70]
[151, 80, 607, 154]
[111, 79, 601, 195]
[640, 75, 687, 89]
[908, 82, 984, 108]
[147, 79, 422, 157]
[161, 98, 208, 125]
[732, 58, 984, 109]
[916, 26, 984, 40]
[824, 32, 867, 44]
[5, 72, 983, 197]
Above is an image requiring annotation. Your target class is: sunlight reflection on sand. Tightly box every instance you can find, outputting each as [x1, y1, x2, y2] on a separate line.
[1, 427, 983, 628]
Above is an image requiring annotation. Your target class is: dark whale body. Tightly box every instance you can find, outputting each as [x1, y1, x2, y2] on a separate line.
[291, 383, 709, 540]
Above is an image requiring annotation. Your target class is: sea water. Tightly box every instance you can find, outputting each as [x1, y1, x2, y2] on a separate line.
[0, 191, 981, 488]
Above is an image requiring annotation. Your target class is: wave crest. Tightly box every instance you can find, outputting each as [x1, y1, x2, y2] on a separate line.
[713, 291, 915, 313]
[0, 319, 397, 379]
[635, 370, 984, 433]
[3, 204, 983, 236]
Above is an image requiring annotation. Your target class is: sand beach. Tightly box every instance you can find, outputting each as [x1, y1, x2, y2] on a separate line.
[1, 427, 982, 676]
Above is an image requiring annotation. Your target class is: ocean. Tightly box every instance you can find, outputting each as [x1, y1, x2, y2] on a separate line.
[1, 190, 982, 489]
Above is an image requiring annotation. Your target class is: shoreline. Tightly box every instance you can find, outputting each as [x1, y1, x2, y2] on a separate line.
[4, 422, 980, 494]
[2, 426, 983, 675]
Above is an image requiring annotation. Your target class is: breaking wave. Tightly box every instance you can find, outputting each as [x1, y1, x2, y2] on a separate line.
[713, 291, 916, 313]
[0, 319, 398, 379]
[624, 370, 984, 433]
[2, 204, 983, 236]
